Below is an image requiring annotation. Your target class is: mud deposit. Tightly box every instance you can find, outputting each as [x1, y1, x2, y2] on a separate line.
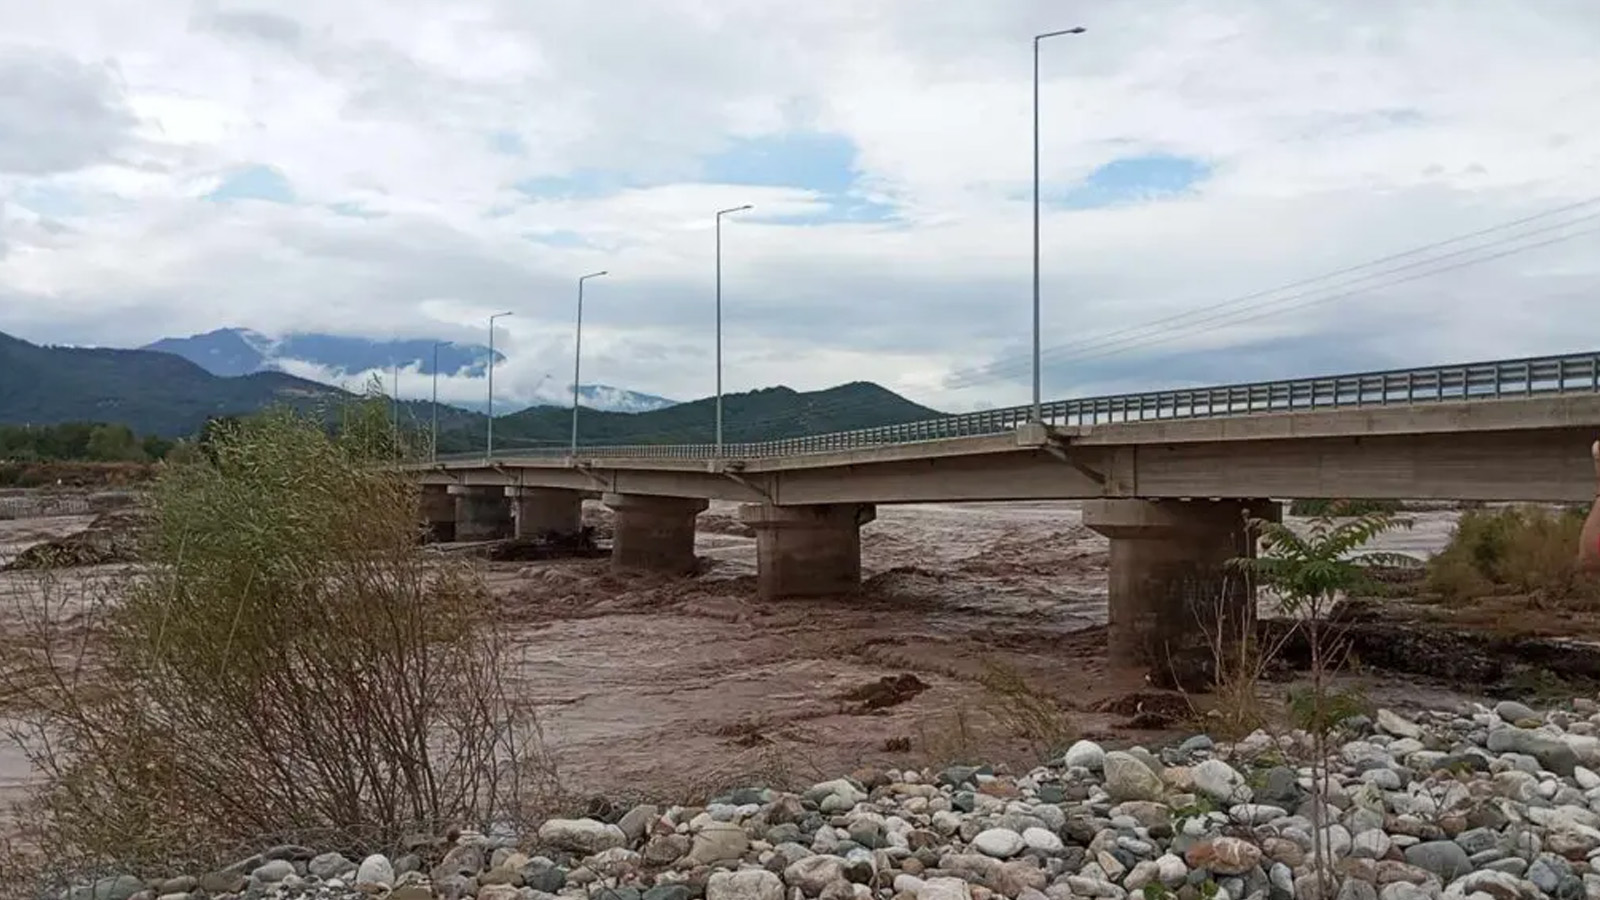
[0, 500, 1474, 816]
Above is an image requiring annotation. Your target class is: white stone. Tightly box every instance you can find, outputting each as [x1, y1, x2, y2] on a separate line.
[354, 854, 395, 888]
[1063, 739, 1106, 772]
[1578, 766, 1600, 790]
[538, 818, 628, 855]
[1377, 708, 1423, 739]
[708, 869, 784, 900]
[1350, 829, 1392, 859]
[1104, 751, 1164, 802]
[785, 856, 847, 895]
[1021, 827, 1064, 854]
[1155, 854, 1189, 887]
[1193, 759, 1252, 803]
[972, 828, 1026, 859]
[916, 877, 973, 900]
[1229, 803, 1286, 825]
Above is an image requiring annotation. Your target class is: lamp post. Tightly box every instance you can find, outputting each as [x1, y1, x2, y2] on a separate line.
[1032, 25, 1086, 423]
[715, 204, 752, 455]
[430, 341, 442, 462]
[571, 270, 609, 456]
[486, 311, 513, 458]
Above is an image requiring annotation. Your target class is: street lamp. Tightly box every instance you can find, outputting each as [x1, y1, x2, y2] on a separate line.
[486, 311, 513, 458]
[571, 270, 609, 456]
[1032, 25, 1086, 423]
[715, 204, 753, 455]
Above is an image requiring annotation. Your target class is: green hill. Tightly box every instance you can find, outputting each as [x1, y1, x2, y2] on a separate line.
[1, 331, 948, 447]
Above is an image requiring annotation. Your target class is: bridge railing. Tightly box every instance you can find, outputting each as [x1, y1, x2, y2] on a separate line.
[437, 351, 1600, 463]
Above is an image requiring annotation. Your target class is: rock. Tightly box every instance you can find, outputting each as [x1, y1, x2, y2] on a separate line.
[479, 886, 522, 900]
[1378, 885, 1431, 900]
[708, 869, 784, 900]
[1178, 735, 1215, 756]
[646, 885, 692, 900]
[691, 822, 751, 865]
[1336, 881, 1378, 900]
[309, 852, 355, 880]
[1192, 759, 1251, 803]
[916, 878, 972, 900]
[539, 818, 629, 854]
[1350, 830, 1392, 860]
[619, 804, 661, 845]
[1229, 803, 1286, 825]
[786, 856, 847, 895]
[972, 828, 1026, 859]
[644, 833, 693, 865]
[1496, 700, 1540, 723]
[251, 860, 294, 883]
[355, 855, 395, 888]
[1184, 837, 1262, 876]
[1063, 740, 1106, 771]
[520, 862, 567, 893]
[87, 876, 144, 900]
[1402, 840, 1472, 881]
[1021, 828, 1063, 854]
[1258, 766, 1305, 808]
[434, 843, 485, 879]
[1156, 854, 1188, 887]
[1376, 708, 1423, 739]
[1104, 751, 1165, 802]
[1486, 726, 1580, 776]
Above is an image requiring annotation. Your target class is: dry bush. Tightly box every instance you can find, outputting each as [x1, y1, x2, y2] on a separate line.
[975, 660, 1076, 763]
[0, 401, 559, 883]
[1426, 505, 1599, 606]
[1185, 579, 1296, 742]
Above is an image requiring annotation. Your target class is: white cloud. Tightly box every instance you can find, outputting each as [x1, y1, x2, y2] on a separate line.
[2, 0, 1599, 416]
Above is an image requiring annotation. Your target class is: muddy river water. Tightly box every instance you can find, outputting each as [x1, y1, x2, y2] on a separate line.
[0, 500, 1465, 820]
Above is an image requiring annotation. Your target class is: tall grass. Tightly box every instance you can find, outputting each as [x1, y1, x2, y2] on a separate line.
[0, 400, 555, 881]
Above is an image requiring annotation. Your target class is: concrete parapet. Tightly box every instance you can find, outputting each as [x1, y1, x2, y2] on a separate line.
[603, 493, 709, 575]
[1083, 498, 1281, 678]
[739, 503, 877, 599]
[449, 484, 513, 541]
[506, 486, 582, 539]
[419, 484, 456, 543]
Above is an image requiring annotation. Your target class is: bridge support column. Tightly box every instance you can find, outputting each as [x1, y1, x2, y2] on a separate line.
[449, 485, 513, 541]
[419, 484, 456, 542]
[739, 503, 876, 599]
[507, 487, 582, 539]
[1083, 498, 1280, 676]
[603, 493, 708, 575]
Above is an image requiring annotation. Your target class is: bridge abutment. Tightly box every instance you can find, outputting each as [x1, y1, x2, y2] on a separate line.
[739, 503, 876, 599]
[419, 484, 456, 542]
[449, 484, 513, 541]
[1083, 498, 1280, 677]
[604, 493, 708, 575]
[507, 486, 583, 539]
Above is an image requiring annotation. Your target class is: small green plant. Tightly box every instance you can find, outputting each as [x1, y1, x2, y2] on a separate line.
[1142, 884, 1174, 900]
[1288, 498, 1402, 517]
[1172, 795, 1218, 832]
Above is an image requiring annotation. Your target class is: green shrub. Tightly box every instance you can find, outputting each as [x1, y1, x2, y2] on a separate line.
[2, 400, 555, 879]
[1288, 498, 1403, 517]
[1425, 505, 1597, 605]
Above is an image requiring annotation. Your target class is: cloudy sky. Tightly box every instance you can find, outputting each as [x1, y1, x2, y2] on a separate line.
[2, 0, 1599, 413]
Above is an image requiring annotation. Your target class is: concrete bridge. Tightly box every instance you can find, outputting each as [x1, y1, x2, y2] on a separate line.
[409, 351, 1600, 672]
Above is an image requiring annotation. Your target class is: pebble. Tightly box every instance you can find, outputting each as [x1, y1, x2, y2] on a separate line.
[971, 828, 1025, 859]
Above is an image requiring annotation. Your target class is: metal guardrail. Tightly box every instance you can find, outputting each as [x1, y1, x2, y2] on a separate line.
[436, 351, 1600, 463]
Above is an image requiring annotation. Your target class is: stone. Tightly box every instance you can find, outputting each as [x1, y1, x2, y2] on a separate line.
[1487, 726, 1579, 776]
[1336, 881, 1378, 900]
[1063, 740, 1106, 771]
[539, 818, 629, 854]
[1104, 751, 1165, 802]
[620, 804, 661, 845]
[309, 852, 355, 880]
[708, 869, 784, 900]
[1378, 886, 1430, 900]
[645, 833, 693, 865]
[972, 829, 1026, 859]
[1178, 735, 1216, 756]
[916, 878, 972, 900]
[646, 885, 692, 900]
[1229, 803, 1286, 825]
[479, 887, 522, 900]
[1402, 840, 1472, 881]
[1192, 759, 1251, 803]
[786, 856, 848, 895]
[355, 855, 395, 888]
[691, 822, 752, 865]
[87, 876, 144, 900]
[1156, 854, 1189, 887]
[1021, 828, 1063, 854]
[251, 860, 294, 883]
[1184, 837, 1262, 876]
[1350, 829, 1392, 860]
[1496, 700, 1540, 723]
[1376, 709, 1423, 739]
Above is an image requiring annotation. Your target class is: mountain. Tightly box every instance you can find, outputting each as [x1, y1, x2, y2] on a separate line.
[434, 382, 947, 453]
[0, 331, 346, 436]
[139, 327, 677, 412]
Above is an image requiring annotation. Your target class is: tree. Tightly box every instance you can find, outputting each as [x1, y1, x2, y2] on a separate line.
[1230, 504, 1414, 895]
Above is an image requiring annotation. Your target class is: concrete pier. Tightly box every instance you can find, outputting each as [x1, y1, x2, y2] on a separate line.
[1083, 498, 1281, 674]
[739, 503, 876, 599]
[603, 493, 708, 575]
[507, 486, 582, 539]
[419, 484, 456, 542]
[449, 484, 513, 541]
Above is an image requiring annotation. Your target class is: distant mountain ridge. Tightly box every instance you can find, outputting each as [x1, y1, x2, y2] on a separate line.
[139, 327, 677, 413]
[0, 331, 949, 446]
